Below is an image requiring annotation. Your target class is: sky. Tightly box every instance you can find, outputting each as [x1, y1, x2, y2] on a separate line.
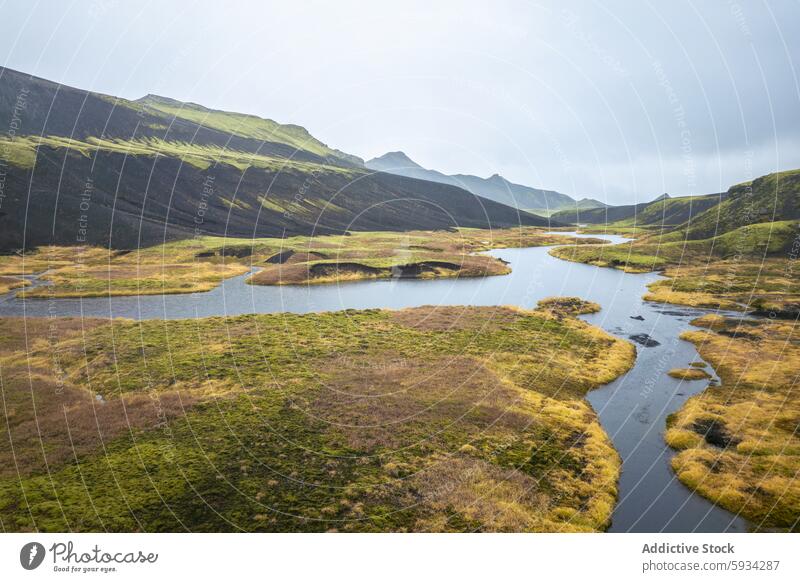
[1, 0, 798, 205]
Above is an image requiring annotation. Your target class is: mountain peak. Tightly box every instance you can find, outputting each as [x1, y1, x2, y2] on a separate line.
[577, 197, 607, 208]
[370, 154, 586, 212]
[366, 151, 424, 169]
[652, 193, 671, 202]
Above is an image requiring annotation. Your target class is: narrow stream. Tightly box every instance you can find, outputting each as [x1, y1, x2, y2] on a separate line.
[0, 233, 748, 532]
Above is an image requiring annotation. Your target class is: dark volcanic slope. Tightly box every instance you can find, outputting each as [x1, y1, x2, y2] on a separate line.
[0, 67, 551, 249]
[0, 142, 551, 250]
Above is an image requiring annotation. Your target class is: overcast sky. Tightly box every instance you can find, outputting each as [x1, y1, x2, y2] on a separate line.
[1, 0, 798, 204]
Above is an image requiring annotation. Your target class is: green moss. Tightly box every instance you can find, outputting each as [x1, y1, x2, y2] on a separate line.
[0, 305, 630, 532]
[138, 98, 349, 161]
[0, 134, 359, 177]
[219, 196, 253, 211]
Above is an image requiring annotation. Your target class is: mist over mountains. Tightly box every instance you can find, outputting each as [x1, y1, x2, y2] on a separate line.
[366, 151, 606, 215]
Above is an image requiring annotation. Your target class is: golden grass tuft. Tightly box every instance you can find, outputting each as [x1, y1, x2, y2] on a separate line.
[537, 296, 601, 317]
[667, 368, 712, 381]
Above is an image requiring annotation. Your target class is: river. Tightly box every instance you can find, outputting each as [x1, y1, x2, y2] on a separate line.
[0, 232, 748, 532]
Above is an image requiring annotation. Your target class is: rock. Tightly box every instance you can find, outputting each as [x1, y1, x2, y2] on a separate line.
[629, 333, 660, 347]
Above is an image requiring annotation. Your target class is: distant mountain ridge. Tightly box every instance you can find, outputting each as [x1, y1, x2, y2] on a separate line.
[366, 151, 606, 214]
[551, 191, 727, 227]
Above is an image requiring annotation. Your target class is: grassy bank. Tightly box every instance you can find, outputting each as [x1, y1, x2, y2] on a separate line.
[643, 258, 800, 315]
[547, 175, 800, 529]
[665, 314, 800, 531]
[0, 228, 608, 298]
[550, 221, 800, 315]
[0, 301, 634, 532]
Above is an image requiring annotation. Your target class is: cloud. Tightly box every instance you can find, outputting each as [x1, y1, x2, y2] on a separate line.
[1, 0, 798, 202]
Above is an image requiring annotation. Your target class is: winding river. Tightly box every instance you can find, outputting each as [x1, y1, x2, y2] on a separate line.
[0, 232, 747, 532]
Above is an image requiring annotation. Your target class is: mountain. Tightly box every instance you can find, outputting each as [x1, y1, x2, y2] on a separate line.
[551, 191, 726, 226]
[0, 68, 359, 168]
[0, 67, 551, 250]
[364, 151, 449, 182]
[366, 151, 605, 214]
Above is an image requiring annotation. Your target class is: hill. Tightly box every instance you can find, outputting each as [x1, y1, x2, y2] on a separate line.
[135, 94, 364, 167]
[0, 67, 359, 167]
[680, 169, 800, 240]
[551, 192, 726, 226]
[366, 151, 604, 214]
[0, 67, 550, 249]
[550, 169, 800, 314]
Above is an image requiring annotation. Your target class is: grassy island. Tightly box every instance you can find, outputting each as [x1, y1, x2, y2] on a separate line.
[0, 228, 608, 298]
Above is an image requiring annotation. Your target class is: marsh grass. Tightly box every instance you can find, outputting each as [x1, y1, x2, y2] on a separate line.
[667, 368, 712, 381]
[644, 258, 800, 315]
[0, 304, 633, 532]
[0, 275, 28, 294]
[0, 135, 358, 175]
[0, 228, 609, 298]
[666, 316, 800, 530]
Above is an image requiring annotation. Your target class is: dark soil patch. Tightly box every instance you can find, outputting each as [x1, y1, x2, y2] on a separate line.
[265, 249, 294, 264]
[309, 262, 383, 278]
[717, 329, 760, 342]
[691, 418, 741, 448]
[751, 306, 800, 319]
[196, 246, 254, 259]
[219, 246, 253, 258]
[391, 261, 460, 278]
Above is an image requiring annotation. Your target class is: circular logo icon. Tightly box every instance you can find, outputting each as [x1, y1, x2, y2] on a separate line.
[20, 542, 46, 570]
